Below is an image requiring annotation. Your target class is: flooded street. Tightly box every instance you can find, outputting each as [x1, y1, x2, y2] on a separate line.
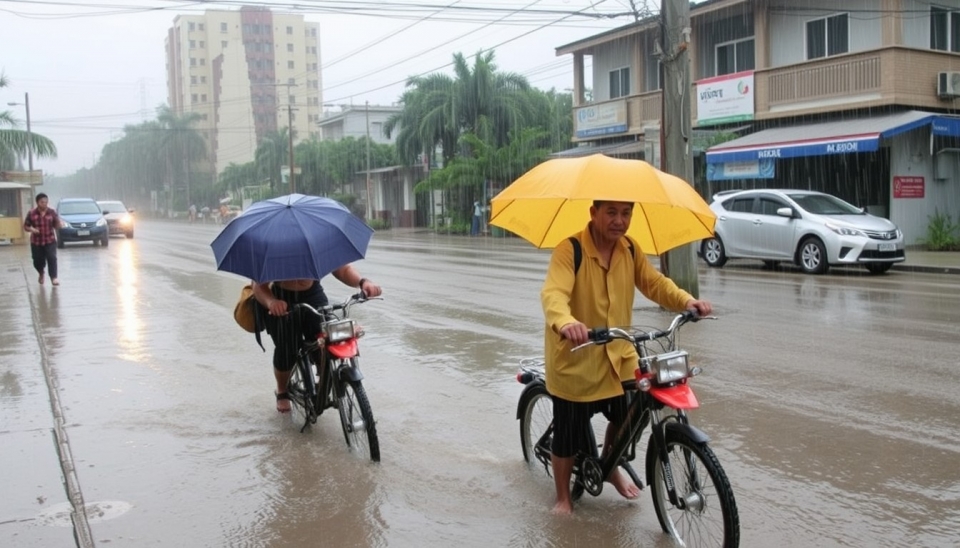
[3, 220, 960, 547]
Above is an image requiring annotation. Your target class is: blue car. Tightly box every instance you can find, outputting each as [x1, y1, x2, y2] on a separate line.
[56, 197, 109, 248]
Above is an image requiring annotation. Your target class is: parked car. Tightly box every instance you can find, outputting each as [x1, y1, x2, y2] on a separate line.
[700, 189, 905, 275]
[56, 198, 109, 248]
[97, 200, 135, 239]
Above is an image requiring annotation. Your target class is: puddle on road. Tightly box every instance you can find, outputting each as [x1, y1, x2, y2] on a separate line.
[34, 500, 132, 526]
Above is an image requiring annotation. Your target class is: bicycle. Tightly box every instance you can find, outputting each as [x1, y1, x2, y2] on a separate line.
[287, 294, 381, 462]
[516, 311, 739, 548]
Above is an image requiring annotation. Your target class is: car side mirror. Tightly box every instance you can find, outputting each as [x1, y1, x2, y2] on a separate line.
[101, 210, 110, 215]
[776, 207, 795, 218]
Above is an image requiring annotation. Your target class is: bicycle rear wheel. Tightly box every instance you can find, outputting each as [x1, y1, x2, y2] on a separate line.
[287, 356, 318, 426]
[337, 374, 380, 462]
[646, 428, 739, 548]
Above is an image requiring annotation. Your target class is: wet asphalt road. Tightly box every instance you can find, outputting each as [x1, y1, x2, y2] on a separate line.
[2, 219, 960, 547]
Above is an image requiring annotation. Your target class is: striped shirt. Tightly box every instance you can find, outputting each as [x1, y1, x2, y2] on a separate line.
[24, 207, 60, 246]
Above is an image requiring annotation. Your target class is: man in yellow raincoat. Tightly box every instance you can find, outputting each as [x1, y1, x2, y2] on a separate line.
[541, 200, 713, 515]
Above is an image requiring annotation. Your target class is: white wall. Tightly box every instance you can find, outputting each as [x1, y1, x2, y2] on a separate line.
[592, 37, 635, 100]
[902, 0, 960, 48]
[887, 130, 960, 245]
[768, 0, 883, 67]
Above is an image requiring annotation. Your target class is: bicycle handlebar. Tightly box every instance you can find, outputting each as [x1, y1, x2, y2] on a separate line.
[577, 310, 711, 350]
[291, 292, 381, 319]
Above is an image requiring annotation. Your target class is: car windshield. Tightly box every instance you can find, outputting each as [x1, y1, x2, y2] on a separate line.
[59, 202, 101, 215]
[98, 201, 126, 213]
[788, 193, 863, 215]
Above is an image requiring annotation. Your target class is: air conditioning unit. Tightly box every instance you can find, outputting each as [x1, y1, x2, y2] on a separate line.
[938, 71, 960, 98]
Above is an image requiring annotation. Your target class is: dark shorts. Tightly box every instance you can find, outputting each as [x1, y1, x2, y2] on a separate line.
[550, 393, 628, 459]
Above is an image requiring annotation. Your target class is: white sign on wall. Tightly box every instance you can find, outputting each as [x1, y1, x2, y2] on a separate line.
[575, 100, 628, 138]
[696, 71, 755, 126]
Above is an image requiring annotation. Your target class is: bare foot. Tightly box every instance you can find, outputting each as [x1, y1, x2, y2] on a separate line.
[551, 500, 573, 515]
[608, 469, 641, 499]
[275, 391, 291, 413]
[38, 273, 44, 285]
[52, 278, 59, 286]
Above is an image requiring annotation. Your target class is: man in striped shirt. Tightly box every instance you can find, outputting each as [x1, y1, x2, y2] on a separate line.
[23, 193, 63, 286]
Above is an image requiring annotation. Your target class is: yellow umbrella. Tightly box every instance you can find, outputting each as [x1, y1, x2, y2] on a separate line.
[489, 154, 716, 254]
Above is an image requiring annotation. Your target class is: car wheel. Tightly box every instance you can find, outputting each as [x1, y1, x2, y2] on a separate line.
[865, 263, 892, 275]
[798, 238, 828, 274]
[701, 237, 727, 268]
[101, 236, 109, 247]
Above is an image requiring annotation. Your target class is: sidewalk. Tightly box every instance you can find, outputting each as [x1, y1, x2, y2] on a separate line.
[893, 249, 960, 275]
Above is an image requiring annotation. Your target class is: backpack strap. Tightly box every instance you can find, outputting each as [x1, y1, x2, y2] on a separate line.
[568, 236, 582, 275]
[569, 235, 635, 276]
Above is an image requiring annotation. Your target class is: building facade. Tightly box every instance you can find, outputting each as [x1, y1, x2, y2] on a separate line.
[556, 0, 960, 244]
[165, 7, 322, 175]
[317, 105, 402, 144]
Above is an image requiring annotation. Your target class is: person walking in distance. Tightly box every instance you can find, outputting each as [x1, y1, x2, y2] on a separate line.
[23, 193, 63, 286]
[541, 200, 713, 514]
[471, 200, 483, 236]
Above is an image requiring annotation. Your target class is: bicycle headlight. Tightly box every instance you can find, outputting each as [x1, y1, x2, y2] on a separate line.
[323, 319, 355, 343]
[652, 350, 690, 384]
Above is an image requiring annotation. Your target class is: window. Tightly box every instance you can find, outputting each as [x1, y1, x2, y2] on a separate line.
[311, 28, 317, 37]
[287, 77, 296, 85]
[727, 197, 754, 213]
[198, 23, 204, 31]
[289, 95, 296, 104]
[190, 57, 196, 66]
[201, 76, 206, 84]
[189, 40, 196, 49]
[716, 38, 755, 76]
[287, 43, 294, 52]
[758, 198, 786, 216]
[931, 6, 960, 52]
[191, 93, 198, 103]
[201, 94, 207, 102]
[288, 61, 295, 69]
[200, 58, 206, 66]
[221, 41, 228, 48]
[806, 14, 848, 59]
[220, 22, 228, 33]
[609, 67, 630, 98]
[188, 22, 195, 31]
[199, 41, 205, 48]
[190, 76, 197, 85]
[287, 26, 293, 35]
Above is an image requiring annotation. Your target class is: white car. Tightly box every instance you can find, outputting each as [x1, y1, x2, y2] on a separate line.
[701, 189, 905, 275]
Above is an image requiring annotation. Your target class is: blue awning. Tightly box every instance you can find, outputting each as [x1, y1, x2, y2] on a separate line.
[933, 116, 960, 137]
[706, 110, 938, 164]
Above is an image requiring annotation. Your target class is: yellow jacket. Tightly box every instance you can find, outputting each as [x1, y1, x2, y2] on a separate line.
[541, 226, 693, 402]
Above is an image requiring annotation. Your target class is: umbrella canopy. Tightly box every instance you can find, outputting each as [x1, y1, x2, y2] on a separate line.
[210, 194, 373, 283]
[489, 154, 716, 254]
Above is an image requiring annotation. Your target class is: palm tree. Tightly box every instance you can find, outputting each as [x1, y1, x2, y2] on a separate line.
[0, 72, 58, 171]
[255, 128, 290, 189]
[384, 73, 459, 167]
[156, 105, 206, 206]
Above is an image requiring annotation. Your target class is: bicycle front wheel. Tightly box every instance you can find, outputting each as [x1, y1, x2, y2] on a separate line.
[287, 357, 318, 424]
[646, 428, 739, 548]
[337, 377, 380, 462]
[519, 383, 552, 464]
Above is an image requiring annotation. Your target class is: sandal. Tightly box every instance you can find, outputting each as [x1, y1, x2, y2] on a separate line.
[275, 391, 292, 413]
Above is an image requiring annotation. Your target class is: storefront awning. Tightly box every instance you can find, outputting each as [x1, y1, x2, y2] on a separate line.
[706, 110, 937, 164]
[932, 115, 960, 137]
[550, 140, 643, 158]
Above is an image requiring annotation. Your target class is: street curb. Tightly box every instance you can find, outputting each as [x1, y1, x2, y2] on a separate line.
[893, 264, 960, 275]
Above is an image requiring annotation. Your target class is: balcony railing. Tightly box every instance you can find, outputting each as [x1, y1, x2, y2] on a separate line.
[572, 46, 960, 141]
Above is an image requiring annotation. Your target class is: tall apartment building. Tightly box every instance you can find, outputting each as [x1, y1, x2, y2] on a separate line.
[165, 7, 322, 176]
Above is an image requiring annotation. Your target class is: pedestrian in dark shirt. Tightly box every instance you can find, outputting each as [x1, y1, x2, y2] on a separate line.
[23, 193, 63, 286]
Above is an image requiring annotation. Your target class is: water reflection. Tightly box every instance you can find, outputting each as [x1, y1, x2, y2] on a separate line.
[116, 241, 145, 362]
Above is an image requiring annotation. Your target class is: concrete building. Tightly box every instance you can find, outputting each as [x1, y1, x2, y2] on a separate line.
[317, 105, 402, 144]
[556, 0, 960, 245]
[165, 7, 322, 175]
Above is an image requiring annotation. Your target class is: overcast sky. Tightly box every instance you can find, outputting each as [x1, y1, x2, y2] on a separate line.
[1, 0, 660, 176]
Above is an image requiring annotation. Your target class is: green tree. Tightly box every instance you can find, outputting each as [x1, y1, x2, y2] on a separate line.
[255, 128, 290, 189]
[0, 72, 58, 171]
[156, 105, 206, 206]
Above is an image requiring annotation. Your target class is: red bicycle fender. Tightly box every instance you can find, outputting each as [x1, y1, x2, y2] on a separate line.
[327, 339, 358, 359]
[649, 384, 700, 409]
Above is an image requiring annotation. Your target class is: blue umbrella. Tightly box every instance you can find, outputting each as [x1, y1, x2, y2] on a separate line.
[211, 194, 373, 283]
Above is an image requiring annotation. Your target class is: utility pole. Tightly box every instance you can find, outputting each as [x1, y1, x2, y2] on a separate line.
[659, 0, 700, 297]
[287, 102, 296, 194]
[7, 93, 33, 175]
[365, 101, 372, 221]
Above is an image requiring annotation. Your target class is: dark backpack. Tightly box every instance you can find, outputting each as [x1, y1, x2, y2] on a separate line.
[568, 235, 636, 275]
